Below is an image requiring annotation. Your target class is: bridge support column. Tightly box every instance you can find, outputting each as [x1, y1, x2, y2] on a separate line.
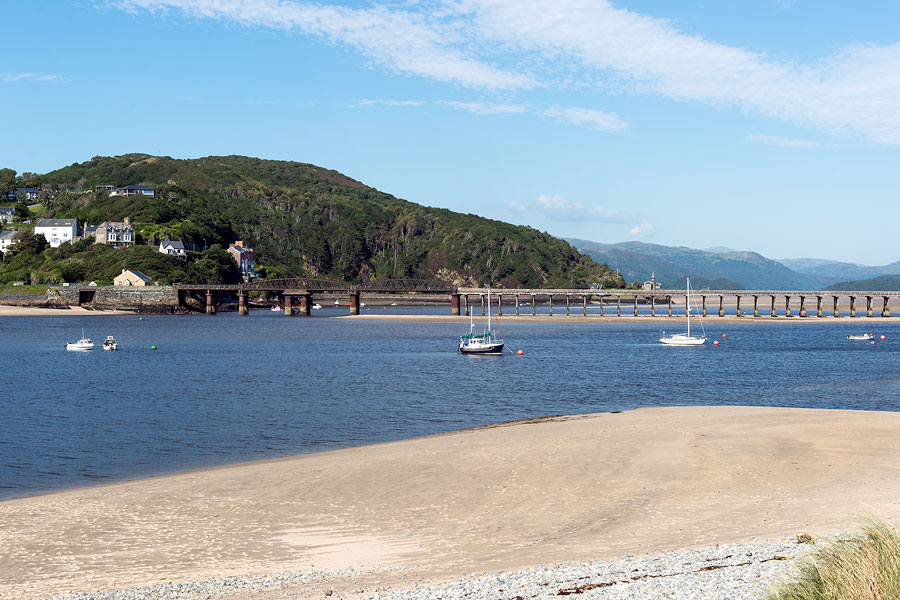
[205, 290, 215, 315]
[464, 294, 470, 316]
[299, 293, 312, 316]
[284, 295, 293, 316]
[718, 295, 724, 317]
[548, 294, 553, 316]
[617, 296, 622, 317]
[567, 294, 572, 317]
[850, 296, 856, 318]
[883, 296, 891, 318]
[816, 296, 823, 318]
[515, 294, 520, 316]
[685, 294, 690, 317]
[583, 295, 588, 316]
[866, 296, 873, 318]
[349, 292, 360, 316]
[667, 296, 672, 317]
[784, 296, 792, 317]
[736, 295, 742, 317]
[481, 295, 486, 317]
[833, 296, 840, 318]
[598, 296, 604, 317]
[799, 296, 807, 318]
[651, 296, 656, 317]
[633, 295, 638, 317]
[238, 292, 248, 316]
[753, 295, 759, 317]
[701, 295, 707, 317]
[451, 293, 461, 316]
[531, 295, 536, 316]
[771, 295, 777, 317]
[497, 294, 502, 317]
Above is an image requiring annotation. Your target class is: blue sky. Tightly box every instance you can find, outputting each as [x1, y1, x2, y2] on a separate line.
[3, 1, 900, 265]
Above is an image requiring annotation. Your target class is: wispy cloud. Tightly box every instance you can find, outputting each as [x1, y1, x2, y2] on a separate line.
[542, 106, 628, 131]
[440, 100, 525, 115]
[3, 73, 67, 82]
[630, 223, 654, 236]
[746, 133, 822, 148]
[109, 0, 900, 143]
[354, 98, 425, 108]
[514, 194, 626, 223]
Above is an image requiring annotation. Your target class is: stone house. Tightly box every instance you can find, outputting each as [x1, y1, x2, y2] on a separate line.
[227, 241, 256, 280]
[95, 217, 134, 248]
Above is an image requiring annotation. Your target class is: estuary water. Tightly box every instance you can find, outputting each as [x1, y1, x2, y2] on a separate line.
[3, 307, 900, 500]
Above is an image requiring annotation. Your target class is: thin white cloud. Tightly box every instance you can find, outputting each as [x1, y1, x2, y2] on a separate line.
[111, 0, 532, 89]
[746, 133, 822, 148]
[3, 73, 67, 82]
[630, 223, 654, 236]
[440, 100, 525, 114]
[542, 106, 628, 131]
[515, 194, 627, 223]
[354, 98, 425, 107]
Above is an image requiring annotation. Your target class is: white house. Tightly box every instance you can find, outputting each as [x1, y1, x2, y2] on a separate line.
[109, 185, 155, 198]
[0, 229, 17, 254]
[34, 218, 80, 248]
[159, 239, 186, 258]
[0, 207, 15, 223]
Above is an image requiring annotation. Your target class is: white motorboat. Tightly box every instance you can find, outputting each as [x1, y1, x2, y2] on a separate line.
[66, 330, 94, 351]
[270, 305, 281, 312]
[660, 278, 707, 346]
[459, 290, 505, 355]
[312, 303, 322, 310]
[102, 336, 117, 351]
[847, 333, 876, 340]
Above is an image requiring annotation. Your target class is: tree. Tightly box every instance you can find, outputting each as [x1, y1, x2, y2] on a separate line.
[0, 168, 15, 194]
[7, 230, 49, 257]
[13, 201, 29, 220]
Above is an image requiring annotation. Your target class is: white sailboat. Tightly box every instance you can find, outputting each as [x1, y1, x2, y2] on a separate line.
[458, 290, 505, 355]
[660, 278, 707, 346]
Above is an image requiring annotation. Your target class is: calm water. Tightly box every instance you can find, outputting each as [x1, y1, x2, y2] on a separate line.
[2, 307, 900, 500]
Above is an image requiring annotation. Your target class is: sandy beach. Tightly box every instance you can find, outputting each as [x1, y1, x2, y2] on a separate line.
[3, 406, 900, 599]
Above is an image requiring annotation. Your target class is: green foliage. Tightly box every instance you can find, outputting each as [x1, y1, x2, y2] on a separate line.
[825, 275, 900, 292]
[6, 154, 624, 287]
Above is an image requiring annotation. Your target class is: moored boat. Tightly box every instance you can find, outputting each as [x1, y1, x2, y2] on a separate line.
[847, 333, 876, 340]
[102, 336, 117, 351]
[66, 330, 94, 351]
[271, 305, 281, 312]
[660, 278, 707, 346]
[459, 290, 504, 355]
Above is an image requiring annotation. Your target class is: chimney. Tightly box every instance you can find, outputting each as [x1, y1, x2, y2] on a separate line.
[234, 240, 243, 248]
[124, 216, 130, 225]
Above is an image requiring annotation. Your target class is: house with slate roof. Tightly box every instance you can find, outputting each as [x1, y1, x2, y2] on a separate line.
[109, 185, 155, 198]
[0, 229, 17, 254]
[34, 218, 81, 248]
[113, 269, 153, 286]
[94, 217, 134, 248]
[159, 239, 186, 259]
[0, 207, 15, 223]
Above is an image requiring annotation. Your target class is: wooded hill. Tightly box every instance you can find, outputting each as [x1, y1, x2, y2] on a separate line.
[1, 154, 623, 287]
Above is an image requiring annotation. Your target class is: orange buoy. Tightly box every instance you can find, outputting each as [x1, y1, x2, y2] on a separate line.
[517, 350, 524, 356]
[722, 334, 727, 338]
[713, 340, 719, 346]
[871, 341, 876, 345]
[881, 335, 886, 340]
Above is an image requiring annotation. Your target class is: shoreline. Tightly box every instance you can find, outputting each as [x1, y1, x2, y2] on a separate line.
[4, 406, 900, 599]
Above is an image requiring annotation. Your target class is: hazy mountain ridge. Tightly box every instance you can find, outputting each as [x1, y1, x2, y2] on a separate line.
[568, 239, 821, 290]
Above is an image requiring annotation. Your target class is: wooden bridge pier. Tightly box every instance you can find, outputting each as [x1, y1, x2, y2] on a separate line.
[206, 290, 216, 315]
[736, 295, 742, 317]
[451, 293, 461, 316]
[816, 296, 823, 318]
[753, 295, 759, 317]
[238, 292, 248, 316]
[785, 295, 792, 317]
[866, 296, 873, 318]
[884, 296, 892, 318]
[833, 296, 840, 318]
[701, 295, 707, 317]
[850, 296, 856, 317]
[799, 296, 807, 317]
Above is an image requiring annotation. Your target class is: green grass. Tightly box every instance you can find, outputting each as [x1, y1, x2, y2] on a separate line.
[0, 285, 49, 295]
[767, 521, 900, 600]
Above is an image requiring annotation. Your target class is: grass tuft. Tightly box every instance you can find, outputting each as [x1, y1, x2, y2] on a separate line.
[767, 520, 900, 600]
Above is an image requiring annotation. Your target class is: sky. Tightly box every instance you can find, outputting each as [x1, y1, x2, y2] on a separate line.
[3, 0, 900, 265]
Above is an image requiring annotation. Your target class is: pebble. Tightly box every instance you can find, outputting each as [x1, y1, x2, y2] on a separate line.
[40, 538, 812, 600]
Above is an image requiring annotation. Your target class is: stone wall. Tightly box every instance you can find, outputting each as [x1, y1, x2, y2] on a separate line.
[0, 286, 181, 313]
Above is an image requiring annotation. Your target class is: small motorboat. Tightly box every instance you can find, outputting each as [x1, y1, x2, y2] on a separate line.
[270, 305, 282, 312]
[847, 333, 876, 341]
[312, 303, 322, 310]
[102, 336, 117, 351]
[66, 331, 94, 351]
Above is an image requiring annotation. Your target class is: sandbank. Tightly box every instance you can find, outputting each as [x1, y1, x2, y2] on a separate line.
[0, 305, 127, 316]
[3, 405, 900, 599]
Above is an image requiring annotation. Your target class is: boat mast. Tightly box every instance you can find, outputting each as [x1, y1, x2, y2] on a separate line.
[686, 278, 691, 337]
[487, 289, 491, 333]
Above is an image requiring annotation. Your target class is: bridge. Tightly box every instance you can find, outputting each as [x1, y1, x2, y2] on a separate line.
[172, 279, 900, 318]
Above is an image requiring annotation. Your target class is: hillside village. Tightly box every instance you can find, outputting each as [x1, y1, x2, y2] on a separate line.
[1, 184, 257, 285]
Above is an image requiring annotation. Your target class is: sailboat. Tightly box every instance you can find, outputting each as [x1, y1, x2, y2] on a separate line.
[660, 278, 707, 346]
[458, 290, 505, 355]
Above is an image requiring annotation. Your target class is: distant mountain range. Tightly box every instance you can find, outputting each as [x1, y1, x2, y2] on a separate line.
[568, 239, 900, 290]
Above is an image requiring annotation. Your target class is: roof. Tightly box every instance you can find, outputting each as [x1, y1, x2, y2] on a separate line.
[117, 269, 152, 283]
[0, 230, 17, 241]
[114, 185, 155, 191]
[0, 207, 15, 214]
[161, 239, 185, 250]
[14, 187, 40, 193]
[35, 218, 78, 227]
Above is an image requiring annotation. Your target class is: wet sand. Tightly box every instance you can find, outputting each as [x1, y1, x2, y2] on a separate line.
[3, 406, 900, 599]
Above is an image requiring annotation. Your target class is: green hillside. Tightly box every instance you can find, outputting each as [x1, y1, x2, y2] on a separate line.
[0, 154, 622, 287]
[824, 275, 900, 291]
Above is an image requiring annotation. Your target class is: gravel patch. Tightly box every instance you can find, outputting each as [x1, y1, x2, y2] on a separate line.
[40, 538, 814, 600]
